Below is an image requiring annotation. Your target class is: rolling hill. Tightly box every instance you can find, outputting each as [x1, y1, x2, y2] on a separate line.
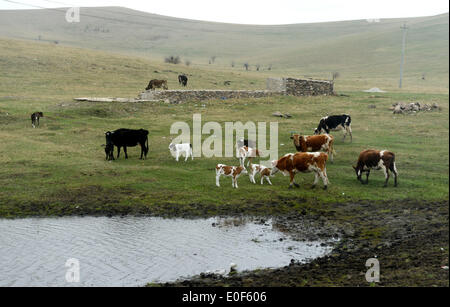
[0, 7, 448, 92]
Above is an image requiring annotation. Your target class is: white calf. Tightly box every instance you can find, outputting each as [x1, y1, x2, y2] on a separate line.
[249, 164, 272, 185]
[215, 164, 248, 188]
[169, 142, 193, 161]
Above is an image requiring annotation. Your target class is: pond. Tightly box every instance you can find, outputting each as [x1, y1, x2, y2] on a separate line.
[0, 216, 333, 286]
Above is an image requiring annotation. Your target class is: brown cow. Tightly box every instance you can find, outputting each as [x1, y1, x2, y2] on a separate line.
[353, 149, 398, 187]
[145, 79, 168, 90]
[271, 152, 329, 190]
[291, 134, 335, 162]
[215, 164, 248, 188]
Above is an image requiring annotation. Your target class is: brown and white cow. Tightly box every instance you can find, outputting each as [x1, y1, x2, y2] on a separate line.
[249, 163, 272, 185]
[238, 146, 261, 167]
[216, 164, 248, 188]
[291, 134, 335, 162]
[271, 152, 329, 190]
[353, 149, 398, 187]
[145, 79, 168, 90]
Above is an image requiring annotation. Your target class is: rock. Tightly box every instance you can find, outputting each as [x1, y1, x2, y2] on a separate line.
[272, 111, 284, 117]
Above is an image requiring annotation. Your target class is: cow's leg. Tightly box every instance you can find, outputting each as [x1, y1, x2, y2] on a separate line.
[117, 146, 121, 158]
[216, 174, 221, 187]
[319, 169, 329, 190]
[390, 162, 398, 187]
[139, 143, 144, 159]
[311, 172, 319, 189]
[175, 151, 179, 162]
[246, 157, 251, 167]
[365, 170, 370, 184]
[289, 172, 299, 188]
[234, 177, 238, 188]
[382, 164, 389, 187]
[124, 147, 128, 159]
[249, 171, 255, 183]
[36, 117, 39, 127]
[185, 150, 189, 162]
[348, 125, 353, 143]
[266, 176, 272, 185]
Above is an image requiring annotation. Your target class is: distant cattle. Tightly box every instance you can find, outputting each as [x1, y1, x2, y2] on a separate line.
[249, 163, 272, 185]
[215, 164, 248, 188]
[31, 112, 43, 128]
[314, 114, 352, 142]
[105, 128, 149, 159]
[169, 142, 193, 161]
[353, 149, 398, 187]
[291, 133, 335, 162]
[178, 75, 188, 86]
[271, 152, 329, 190]
[238, 146, 261, 167]
[145, 79, 168, 90]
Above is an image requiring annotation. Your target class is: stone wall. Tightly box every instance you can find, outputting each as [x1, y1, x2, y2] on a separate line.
[136, 78, 334, 103]
[138, 89, 282, 103]
[284, 78, 334, 96]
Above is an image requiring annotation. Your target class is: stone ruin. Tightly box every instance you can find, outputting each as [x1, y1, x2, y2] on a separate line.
[390, 102, 441, 114]
[137, 77, 334, 103]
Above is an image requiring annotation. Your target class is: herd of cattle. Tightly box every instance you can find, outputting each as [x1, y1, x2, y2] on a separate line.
[98, 114, 398, 190]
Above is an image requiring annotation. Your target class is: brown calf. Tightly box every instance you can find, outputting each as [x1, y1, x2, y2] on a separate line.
[291, 134, 335, 162]
[215, 164, 248, 188]
[145, 79, 168, 90]
[271, 152, 329, 190]
[353, 149, 398, 187]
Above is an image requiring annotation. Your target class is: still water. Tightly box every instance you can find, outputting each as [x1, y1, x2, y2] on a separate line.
[0, 216, 332, 286]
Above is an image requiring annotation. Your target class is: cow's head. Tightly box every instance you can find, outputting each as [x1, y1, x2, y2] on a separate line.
[168, 142, 176, 151]
[290, 134, 302, 149]
[314, 128, 321, 135]
[238, 166, 248, 175]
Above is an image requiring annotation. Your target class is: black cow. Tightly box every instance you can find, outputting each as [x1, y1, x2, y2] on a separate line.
[178, 75, 188, 87]
[314, 114, 352, 142]
[105, 128, 149, 159]
[31, 112, 44, 128]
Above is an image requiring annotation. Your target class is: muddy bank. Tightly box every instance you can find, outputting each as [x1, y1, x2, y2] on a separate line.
[159, 200, 449, 287]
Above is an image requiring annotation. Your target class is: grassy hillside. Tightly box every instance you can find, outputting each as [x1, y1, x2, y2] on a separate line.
[0, 7, 448, 93]
[0, 38, 448, 218]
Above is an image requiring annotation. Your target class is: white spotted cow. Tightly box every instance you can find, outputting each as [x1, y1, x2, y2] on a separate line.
[215, 164, 248, 188]
[249, 164, 272, 185]
[169, 142, 193, 161]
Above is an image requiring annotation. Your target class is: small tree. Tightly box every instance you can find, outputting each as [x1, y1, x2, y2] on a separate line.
[421, 73, 426, 80]
[231, 61, 235, 68]
[243, 63, 249, 71]
[255, 64, 260, 71]
[210, 56, 217, 64]
[185, 59, 191, 66]
[267, 64, 272, 71]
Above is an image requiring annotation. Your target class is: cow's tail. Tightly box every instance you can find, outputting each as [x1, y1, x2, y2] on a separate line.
[145, 135, 149, 152]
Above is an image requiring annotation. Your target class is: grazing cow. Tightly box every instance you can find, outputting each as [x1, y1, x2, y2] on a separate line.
[271, 152, 329, 190]
[314, 114, 352, 142]
[168, 142, 193, 161]
[105, 128, 149, 159]
[145, 79, 168, 90]
[238, 146, 261, 167]
[215, 164, 248, 188]
[291, 133, 335, 162]
[31, 112, 43, 128]
[249, 163, 272, 185]
[178, 75, 188, 87]
[353, 149, 398, 187]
